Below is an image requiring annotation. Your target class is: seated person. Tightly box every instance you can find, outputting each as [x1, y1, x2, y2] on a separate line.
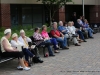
[74, 19, 87, 42]
[33, 27, 55, 56]
[83, 19, 94, 38]
[41, 25, 60, 53]
[1, 29, 30, 70]
[58, 21, 80, 46]
[11, 33, 43, 64]
[50, 22, 69, 49]
[70, 21, 83, 43]
[18, 30, 43, 63]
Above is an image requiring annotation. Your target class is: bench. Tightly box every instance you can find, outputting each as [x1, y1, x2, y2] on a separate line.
[30, 36, 53, 57]
[0, 46, 14, 64]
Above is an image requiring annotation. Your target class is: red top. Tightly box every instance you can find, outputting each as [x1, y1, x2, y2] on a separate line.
[50, 30, 61, 37]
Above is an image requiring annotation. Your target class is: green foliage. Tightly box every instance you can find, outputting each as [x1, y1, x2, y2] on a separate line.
[0, 26, 51, 39]
[44, 23, 49, 27]
[0, 27, 5, 32]
[37, 0, 72, 6]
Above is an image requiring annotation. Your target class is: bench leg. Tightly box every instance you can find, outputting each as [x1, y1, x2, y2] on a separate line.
[43, 47, 46, 57]
[67, 39, 70, 46]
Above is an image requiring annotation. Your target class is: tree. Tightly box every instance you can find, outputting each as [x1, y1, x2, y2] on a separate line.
[37, 0, 72, 26]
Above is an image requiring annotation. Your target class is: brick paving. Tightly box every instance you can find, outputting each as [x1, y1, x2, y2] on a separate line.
[0, 33, 100, 75]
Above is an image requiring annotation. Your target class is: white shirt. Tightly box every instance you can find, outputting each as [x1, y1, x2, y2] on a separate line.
[18, 36, 32, 48]
[68, 26, 76, 34]
[10, 40, 24, 48]
[79, 20, 83, 26]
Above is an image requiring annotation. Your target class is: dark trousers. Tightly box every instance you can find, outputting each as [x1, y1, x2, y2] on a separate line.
[77, 30, 85, 40]
[50, 38, 58, 50]
[23, 48, 34, 62]
[2, 51, 23, 58]
[38, 41, 54, 56]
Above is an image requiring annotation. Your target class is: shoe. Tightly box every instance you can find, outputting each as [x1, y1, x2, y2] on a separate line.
[83, 40, 87, 42]
[49, 55, 55, 57]
[89, 37, 94, 39]
[56, 47, 60, 50]
[54, 50, 60, 53]
[17, 66, 23, 70]
[38, 60, 44, 63]
[62, 47, 69, 49]
[38, 58, 44, 63]
[75, 43, 81, 46]
[23, 67, 30, 71]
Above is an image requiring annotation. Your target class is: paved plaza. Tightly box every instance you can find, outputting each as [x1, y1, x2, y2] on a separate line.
[0, 33, 100, 75]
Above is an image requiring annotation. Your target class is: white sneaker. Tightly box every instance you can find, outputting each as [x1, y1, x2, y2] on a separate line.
[23, 67, 30, 71]
[17, 66, 23, 70]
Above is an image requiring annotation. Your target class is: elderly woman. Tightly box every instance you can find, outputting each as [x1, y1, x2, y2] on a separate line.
[83, 19, 94, 38]
[41, 25, 60, 53]
[33, 27, 55, 56]
[67, 22, 82, 43]
[1, 29, 30, 70]
[18, 30, 43, 63]
[10, 33, 36, 64]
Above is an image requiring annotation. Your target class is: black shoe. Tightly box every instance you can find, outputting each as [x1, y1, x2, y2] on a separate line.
[49, 55, 55, 57]
[56, 47, 60, 50]
[38, 59, 44, 63]
[75, 43, 81, 46]
[89, 37, 94, 39]
[62, 47, 69, 49]
[84, 40, 87, 42]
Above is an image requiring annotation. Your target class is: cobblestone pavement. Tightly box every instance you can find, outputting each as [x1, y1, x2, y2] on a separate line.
[0, 33, 100, 75]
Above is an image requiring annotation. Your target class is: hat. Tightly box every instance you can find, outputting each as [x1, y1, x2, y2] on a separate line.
[20, 29, 25, 33]
[4, 29, 11, 34]
[12, 33, 18, 38]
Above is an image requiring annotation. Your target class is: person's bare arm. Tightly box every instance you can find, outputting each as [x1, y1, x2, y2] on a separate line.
[2, 39, 18, 52]
[53, 34, 60, 38]
[60, 32, 64, 37]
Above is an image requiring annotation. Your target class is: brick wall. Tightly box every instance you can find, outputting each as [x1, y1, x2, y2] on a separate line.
[0, 4, 11, 28]
[58, 7, 65, 22]
[90, 5, 100, 23]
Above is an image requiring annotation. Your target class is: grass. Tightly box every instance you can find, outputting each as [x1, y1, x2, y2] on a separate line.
[0, 25, 52, 40]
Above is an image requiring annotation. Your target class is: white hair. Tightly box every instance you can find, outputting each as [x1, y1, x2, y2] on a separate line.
[77, 19, 81, 22]
[53, 22, 57, 25]
[59, 21, 63, 25]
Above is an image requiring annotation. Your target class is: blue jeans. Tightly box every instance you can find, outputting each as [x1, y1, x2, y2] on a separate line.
[55, 36, 67, 48]
[23, 48, 34, 62]
[50, 38, 58, 50]
[77, 30, 85, 40]
[85, 28, 93, 37]
[38, 40, 54, 56]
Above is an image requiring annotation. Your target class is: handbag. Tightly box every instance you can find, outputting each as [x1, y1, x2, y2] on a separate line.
[24, 60, 29, 67]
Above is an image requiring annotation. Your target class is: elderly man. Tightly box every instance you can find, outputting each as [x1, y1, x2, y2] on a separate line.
[58, 21, 80, 46]
[18, 29, 43, 63]
[50, 22, 69, 49]
[75, 19, 87, 42]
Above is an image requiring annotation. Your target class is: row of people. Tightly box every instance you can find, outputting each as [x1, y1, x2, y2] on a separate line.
[0, 19, 94, 71]
[1, 29, 43, 71]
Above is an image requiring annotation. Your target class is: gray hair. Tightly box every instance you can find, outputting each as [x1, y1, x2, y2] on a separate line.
[52, 22, 57, 25]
